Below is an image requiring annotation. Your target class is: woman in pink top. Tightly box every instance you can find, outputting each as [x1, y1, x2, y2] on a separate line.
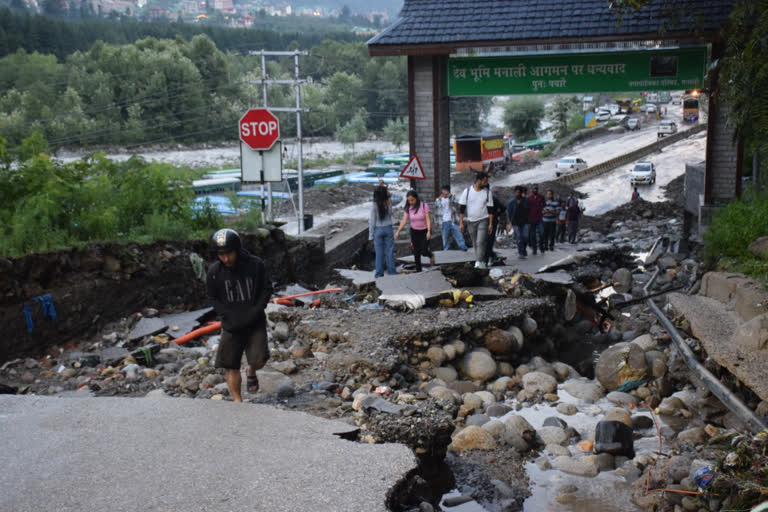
[395, 190, 435, 272]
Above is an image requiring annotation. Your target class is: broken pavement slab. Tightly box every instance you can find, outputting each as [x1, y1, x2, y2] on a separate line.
[336, 268, 376, 288]
[160, 308, 214, 339]
[0, 395, 416, 512]
[128, 317, 167, 341]
[376, 269, 453, 308]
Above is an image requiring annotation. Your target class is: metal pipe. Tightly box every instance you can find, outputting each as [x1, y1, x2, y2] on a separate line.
[643, 268, 767, 434]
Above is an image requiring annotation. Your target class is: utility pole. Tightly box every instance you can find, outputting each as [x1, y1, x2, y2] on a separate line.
[249, 49, 310, 233]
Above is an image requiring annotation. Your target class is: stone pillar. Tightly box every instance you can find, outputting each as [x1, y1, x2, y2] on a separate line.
[408, 55, 451, 202]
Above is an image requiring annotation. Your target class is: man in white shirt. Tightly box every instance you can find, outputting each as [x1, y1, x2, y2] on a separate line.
[437, 185, 468, 251]
[458, 172, 494, 269]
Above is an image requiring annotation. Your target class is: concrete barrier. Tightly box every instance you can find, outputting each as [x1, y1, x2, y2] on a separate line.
[554, 123, 707, 186]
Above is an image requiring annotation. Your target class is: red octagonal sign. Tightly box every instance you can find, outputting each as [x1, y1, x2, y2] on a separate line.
[239, 109, 280, 150]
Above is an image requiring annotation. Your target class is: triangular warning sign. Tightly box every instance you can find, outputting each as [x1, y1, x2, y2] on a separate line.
[399, 154, 426, 180]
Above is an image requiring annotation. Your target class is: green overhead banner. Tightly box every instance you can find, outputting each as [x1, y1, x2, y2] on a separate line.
[447, 47, 707, 96]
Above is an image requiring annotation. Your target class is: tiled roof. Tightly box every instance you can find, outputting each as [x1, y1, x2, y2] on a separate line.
[368, 0, 735, 51]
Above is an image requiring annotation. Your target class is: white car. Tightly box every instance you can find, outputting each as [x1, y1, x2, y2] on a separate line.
[627, 118, 641, 131]
[596, 110, 611, 122]
[657, 120, 678, 137]
[595, 104, 619, 116]
[646, 104, 658, 113]
[630, 161, 656, 185]
[555, 157, 588, 177]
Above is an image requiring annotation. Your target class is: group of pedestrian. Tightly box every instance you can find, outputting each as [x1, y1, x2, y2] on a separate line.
[506, 186, 583, 258]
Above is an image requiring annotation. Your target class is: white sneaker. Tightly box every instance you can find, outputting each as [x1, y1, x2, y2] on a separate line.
[476, 262, 488, 269]
[474, 261, 481, 268]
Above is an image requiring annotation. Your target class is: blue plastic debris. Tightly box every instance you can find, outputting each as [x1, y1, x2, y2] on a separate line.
[23, 293, 57, 333]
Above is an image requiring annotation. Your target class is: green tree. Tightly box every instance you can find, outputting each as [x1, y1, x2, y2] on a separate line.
[503, 97, 545, 141]
[383, 117, 407, 150]
[450, 97, 493, 135]
[336, 110, 367, 156]
[547, 96, 581, 139]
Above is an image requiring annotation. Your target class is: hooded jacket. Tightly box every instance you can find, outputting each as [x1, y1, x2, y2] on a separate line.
[206, 249, 272, 332]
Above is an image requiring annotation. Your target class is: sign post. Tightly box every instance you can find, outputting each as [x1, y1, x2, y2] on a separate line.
[239, 109, 281, 218]
[400, 154, 426, 180]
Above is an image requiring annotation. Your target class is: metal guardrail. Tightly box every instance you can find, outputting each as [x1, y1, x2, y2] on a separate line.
[554, 123, 707, 186]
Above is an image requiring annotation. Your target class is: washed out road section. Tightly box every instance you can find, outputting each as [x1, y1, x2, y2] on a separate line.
[0, 395, 415, 512]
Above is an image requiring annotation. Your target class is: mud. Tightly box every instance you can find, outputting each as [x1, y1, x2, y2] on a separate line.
[271, 183, 379, 217]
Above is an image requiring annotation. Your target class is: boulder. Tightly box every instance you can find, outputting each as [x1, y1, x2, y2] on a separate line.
[255, 370, 293, 393]
[613, 268, 633, 294]
[484, 328, 522, 354]
[486, 403, 512, 417]
[551, 362, 578, 381]
[504, 414, 536, 439]
[522, 371, 557, 394]
[538, 426, 568, 446]
[563, 378, 605, 402]
[603, 408, 632, 427]
[556, 403, 578, 416]
[646, 351, 668, 378]
[543, 417, 568, 429]
[434, 366, 458, 383]
[547, 444, 571, 457]
[731, 313, 768, 352]
[427, 346, 448, 366]
[462, 393, 484, 411]
[465, 413, 491, 427]
[521, 316, 538, 335]
[462, 351, 497, 382]
[482, 420, 507, 438]
[486, 376, 513, 392]
[748, 236, 768, 259]
[554, 456, 599, 477]
[657, 396, 686, 416]
[428, 386, 457, 404]
[676, 427, 708, 447]
[631, 334, 656, 352]
[498, 362, 515, 377]
[474, 391, 496, 408]
[442, 344, 457, 361]
[594, 421, 635, 458]
[606, 391, 638, 406]
[595, 342, 648, 391]
[450, 426, 497, 452]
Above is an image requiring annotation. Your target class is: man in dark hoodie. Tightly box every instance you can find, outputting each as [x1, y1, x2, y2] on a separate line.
[206, 228, 272, 402]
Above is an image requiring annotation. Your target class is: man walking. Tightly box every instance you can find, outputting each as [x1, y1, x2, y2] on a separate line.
[437, 185, 468, 251]
[527, 185, 546, 255]
[506, 186, 529, 258]
[542, 189, 560, 251]
[458, 172, 495, 269]
[566, 200, 582, 244]
[207, 228, 272, 402]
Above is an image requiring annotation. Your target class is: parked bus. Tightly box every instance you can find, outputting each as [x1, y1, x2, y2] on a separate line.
[683, 96, 700, 123]
[453, 133, 505, 172]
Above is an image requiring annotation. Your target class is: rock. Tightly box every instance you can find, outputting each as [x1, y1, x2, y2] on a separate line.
[442, 344, 457, 361]
[482, 420, 506, 438]
[449, 380, 480, 395]
[681, 496, 698, 511]
[419, 502, 434, 512]
[484, 328, 521, 354]
[551, 362, 577, 381]
[145, 389, 168, 398]
[486, 403, 512, 417]
[273, 322, 290, 341]
[462, 351, 497, 382]
[434, 366, 458, 383]
[451, 339, 467, 356]
[594, 420, 635, 458]
[276, 383, 295, 399]
[271, 360, 298, 375]
[502, 432, 532, 453]
[632, 416, 654, 430]
[577, 440, 594, 452]
[595, 342, 648, 391]
[490, 478, 517, 499]
[427, 346, 448, 366]
[543, 416, 568, 429]
[659, 254, 677, 269]
[666, 456, 692, 483]
[594, 453, 615, 471]
[474, 391, 496, 408]
[606, 391, 638, 406]
[442, 495, 473, 507]
[498, 362, 515, 377]
[521, 316, 538, 335]
[731, 313, 768, 352]
[535, 456, 552, 470]
[466, 413, 491, 427]
[429, 386, 457, 404]
[546, 444, 571, 456]
[255, 370, 292, 394]
[522, 371, 557, 394]
[555, 493, 577, 505]
[538, 426, 568, 446]
[631, 334, 656, 352]
[748, 236, 768, 259]
[359, 395, 405, 415]
[613, 268, 633, 293]
[142, 369, 158, 380]
[563, 378, 605, 402]
[657, 396, 686, 416]
[183, 377, 201, 392]
[676, 427, 708, 447]
[487, 376, 512, 392]
[554, 456, 599, 477]
[556, 403, 578, 415]
[504, 414, 536, 438]
[515, 364, 532, 377]
[450, 426, 497, 451]
[603, 408, 632, 427]
[564, 289, 577, 321]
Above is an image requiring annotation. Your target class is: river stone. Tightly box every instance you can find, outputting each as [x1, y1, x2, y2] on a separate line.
[515, 364, 532, 378]
[606, 391, 638, 406]
[594, 453, 615, 471]
[632, 415, 654, 430]
[556, 403, 578, 416]
[631, 334, 656, 352]
[613, 268, 633, 293]
[551, 362, 577, 381]
[466, 413, 491, 427]
[487, 376, 513, 392]
[434, 366, 458, 383]
[429, 386, 457, 404]
[276, 383, 295, 399]
[450, 381, 481, 395]
[498, 362, 515, 377]
[273, 321, 290, 341]
[474, 391, 496, 408]
[564, 289, 577, 321]
[486, 403, 512, 417]
[538, 426, 569, 446]
[451, 339, 467, 356]
[450, 426, 497, 452]
[595, 342, 648, 391]
[522, 316, 538, 335]
[748, 236, 768, 259]
[603, 408, 632, 427]
[563, 378, 605, 402]
[657, 396, 686, 416]
[547, 444, 571, 457]
[442, 344, 457, 361]
[503, 432, 532, 453]
[255, 370, 293, 393]
[482, 419, 506, 438]
[594, 421, 635, 458]
[484, 328, 520, 354]
[676, 427, 708, 447]
[462, 351, 497, 382]
[667, 456, 692, 483]
[535, 456, 552, 470]
[543, 417, 569, 429]
[731, 313, 768, 351]
[462, 393, 484, 411]
[522, 371, 557, 394]
[554, 456, 599, 477]
[659, 254, 678, 269]
[504, 414, 536, 438]
[427, 346, 447, 366]
[647, 352, 667, 378]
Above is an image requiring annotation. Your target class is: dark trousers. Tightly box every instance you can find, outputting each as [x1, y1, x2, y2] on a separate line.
[528, 221, 545, 253]
[556, 221, 566, 243]
[410, 228, 433, 272]
[543, 221, 556, 250]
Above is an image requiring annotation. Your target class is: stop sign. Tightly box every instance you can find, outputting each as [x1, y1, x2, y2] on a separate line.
[239, 109, 280, 150]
